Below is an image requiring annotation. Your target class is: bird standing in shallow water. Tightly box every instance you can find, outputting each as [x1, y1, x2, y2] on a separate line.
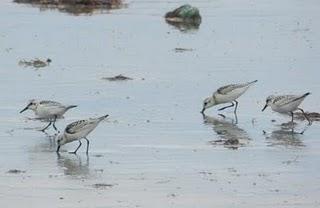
[201, 80, 257, 115]
[20, 99, 77, 132]
[262, 93, 311, 125]
[56, 114, 109, 154]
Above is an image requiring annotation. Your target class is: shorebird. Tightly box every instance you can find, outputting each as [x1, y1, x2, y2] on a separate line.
[201, 80, 257, 114]
[20, 100, 77, 131]
[262, 93, 311, 125]
[56, 114, 109, 154]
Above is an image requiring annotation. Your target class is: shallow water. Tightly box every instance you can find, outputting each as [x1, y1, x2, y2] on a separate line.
[1, 0, 320, 207]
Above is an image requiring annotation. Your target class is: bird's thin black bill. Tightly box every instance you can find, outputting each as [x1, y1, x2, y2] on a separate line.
[19, 106, 28, 113]
[262, 104, 268, 112]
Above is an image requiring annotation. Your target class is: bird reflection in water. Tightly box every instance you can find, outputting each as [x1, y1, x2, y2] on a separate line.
[29, 132, 58, 153]
[203, 114, 251, 149]
[263, 122, 309, 148]
[56, 154, 91, 178]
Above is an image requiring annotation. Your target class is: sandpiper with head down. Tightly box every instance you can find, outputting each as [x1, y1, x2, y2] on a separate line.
[20, 100, 77, 132]
[201, 80, 257, 115]
[56, 114, 109, 154]
[262, 93, 311, 125]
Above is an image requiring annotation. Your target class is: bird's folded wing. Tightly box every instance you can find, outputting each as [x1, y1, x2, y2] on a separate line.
[40, 100, 62, 106]
[216, 84, 238, 94]
[65, 120, 88, 134]
[273, 95, 299, 106]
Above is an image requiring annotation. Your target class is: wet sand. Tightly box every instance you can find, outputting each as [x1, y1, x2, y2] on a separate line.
[1, 0, 320, 207]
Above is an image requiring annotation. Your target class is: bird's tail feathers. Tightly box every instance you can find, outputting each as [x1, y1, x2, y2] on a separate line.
[303, 92, 311, 97]
[66, 105, 77, 110]
[300, 92, 311, 99]
[247, 80, 258, 85]
[292, 92, 311, 103]
[98, 114, 109, 121]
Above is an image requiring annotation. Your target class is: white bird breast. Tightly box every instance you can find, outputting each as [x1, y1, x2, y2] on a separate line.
[271, 99, 304, 113]
[35, 105, 66, 118]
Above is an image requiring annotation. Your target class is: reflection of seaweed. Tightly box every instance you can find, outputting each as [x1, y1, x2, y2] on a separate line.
[203, 114, 250, 149]
[14, 0, 126, 15]
[165, 19, 200, 32]
[295, 111, 320, 122]
[57, 154, 91, 177]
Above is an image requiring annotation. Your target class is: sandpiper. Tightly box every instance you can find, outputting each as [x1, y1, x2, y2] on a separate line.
[262, 93, 311, 125]
[20, 100, 77, 131]
[201, 80, 257, 114]
[56, 114, 109, 154]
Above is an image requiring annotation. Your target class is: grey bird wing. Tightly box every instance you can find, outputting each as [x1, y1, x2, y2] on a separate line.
[217, 84, 241, 95]
[65, 119, 98, 134]
[272, 95, 301, 106]
[65, 120, 88, 134]
[216, 80, 257, 95]
[40, 100, 63, 107]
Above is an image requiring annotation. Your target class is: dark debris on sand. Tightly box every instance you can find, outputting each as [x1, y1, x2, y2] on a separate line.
[19, 58, 51, 68]
[92, 183, 116, 189]
[165, 4, 201, 32]
[174, 48, 194, 53]
[7, 169, 26, 174]
[102, 74, 133, 81]
[13, 0, 125, 14]
[295, 112, 320, 121]
[14, 0, 121, 6]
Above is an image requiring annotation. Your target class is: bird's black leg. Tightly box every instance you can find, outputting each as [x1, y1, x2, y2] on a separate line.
[290, 112, 295, 133]
[234, 100, 239, 114]
[290, 112, 294, 123]
[52, 115, 59, 131]
[70, 140, 82, 154]
[84, 137, 90, 154]
[298, 108, 311, 125]
[218, 102, 234, 111]
[234, 112, 238, 124]
[41, 121, 52, 132]
[56, 145, 61, 154]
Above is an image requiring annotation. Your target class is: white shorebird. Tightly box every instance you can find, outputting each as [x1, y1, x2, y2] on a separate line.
[56, 114, 109, 154]
[20, 100, 77, 131]
[201, 80, 257, 114]
[262, 93, 311, 125]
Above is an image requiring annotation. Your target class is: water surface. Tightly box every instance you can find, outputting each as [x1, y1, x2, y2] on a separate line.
[1, 0, 320, 207]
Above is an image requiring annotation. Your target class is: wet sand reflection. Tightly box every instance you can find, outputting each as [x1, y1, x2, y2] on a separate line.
[203, 114, 250, 149]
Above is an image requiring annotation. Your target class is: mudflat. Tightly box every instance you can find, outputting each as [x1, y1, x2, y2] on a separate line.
[0, 0, 320, 207]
